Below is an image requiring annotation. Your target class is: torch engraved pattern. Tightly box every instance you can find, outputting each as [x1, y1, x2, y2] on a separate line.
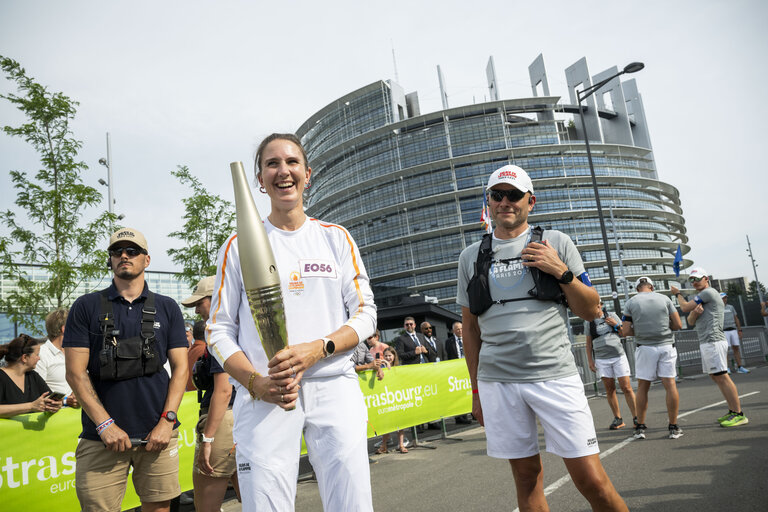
[230, 161, 289, 359]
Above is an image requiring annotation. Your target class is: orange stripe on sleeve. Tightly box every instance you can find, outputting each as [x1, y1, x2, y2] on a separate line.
[311, 219, 365, 315]
[208, 234, 238, 332]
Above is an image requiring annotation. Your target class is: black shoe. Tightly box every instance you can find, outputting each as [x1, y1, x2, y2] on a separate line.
[633, 424, 647, 440]
[455, 416, 472, 424]
[609, 417, 625, 430]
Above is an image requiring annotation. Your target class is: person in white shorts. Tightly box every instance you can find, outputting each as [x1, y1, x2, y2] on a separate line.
[586, 302, 637, 430]
[207, 133, 377, 511]
[457, 165, 627, 511]
[720, 293, 749, 373]
[672, 268, 748, 428]
[620, 277, 683, 439]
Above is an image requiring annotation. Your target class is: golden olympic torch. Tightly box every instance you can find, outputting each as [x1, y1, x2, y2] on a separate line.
[230, 161, 289, 359]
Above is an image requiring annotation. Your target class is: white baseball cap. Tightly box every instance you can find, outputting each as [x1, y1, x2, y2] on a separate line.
[634, 276, 654, 289]
[486, 165, 534, 194]
[688, 267, 708, 280]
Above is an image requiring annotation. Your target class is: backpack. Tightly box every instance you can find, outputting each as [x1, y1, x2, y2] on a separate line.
[467, 226, 566, 316]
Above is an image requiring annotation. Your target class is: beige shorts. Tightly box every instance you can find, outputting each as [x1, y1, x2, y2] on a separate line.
[194, 408, 236, 478]
[75, 431, 180, 511]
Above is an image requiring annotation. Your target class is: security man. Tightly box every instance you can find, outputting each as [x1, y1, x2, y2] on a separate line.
[64, 228, 189, 511]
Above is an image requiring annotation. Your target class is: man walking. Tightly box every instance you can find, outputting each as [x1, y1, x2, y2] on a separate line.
[64, 228, 189, 511]
[720, 293, 749, 373]
[457, 165, 627, 511]
[671, 268, 748, 427]
[620, 277, 683, 439]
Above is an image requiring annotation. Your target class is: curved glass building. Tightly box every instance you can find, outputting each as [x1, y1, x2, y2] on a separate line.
[296, 55, 690, 316]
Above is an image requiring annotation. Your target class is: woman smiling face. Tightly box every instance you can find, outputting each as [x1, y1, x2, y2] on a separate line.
[258, 138, 311, 214]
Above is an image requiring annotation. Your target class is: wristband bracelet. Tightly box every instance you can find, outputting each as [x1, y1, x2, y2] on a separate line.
[248, 371, 262, 400]
[472, 389, 479, 394]
[201, 434, 215, 443]
[96, 418, 114, 435]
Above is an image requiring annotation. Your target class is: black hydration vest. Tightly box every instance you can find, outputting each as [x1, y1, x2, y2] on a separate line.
[466, 226, 566, 316]
[98, 289, 162, 381]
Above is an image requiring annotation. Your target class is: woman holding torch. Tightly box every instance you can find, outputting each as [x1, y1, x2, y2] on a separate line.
[207, 133, 377, 511]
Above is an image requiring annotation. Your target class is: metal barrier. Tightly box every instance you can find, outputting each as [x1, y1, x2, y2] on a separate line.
[572, 326, 768, 391]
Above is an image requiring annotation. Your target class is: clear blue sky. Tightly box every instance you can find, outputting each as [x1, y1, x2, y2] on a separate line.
[1, 0, 766, 285]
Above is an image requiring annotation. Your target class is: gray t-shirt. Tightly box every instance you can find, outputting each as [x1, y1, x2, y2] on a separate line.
[722, 304, 738, 330]
[694, 287, 726, 344]
[585, 312, 625, 359]
[456, 227, 586, 383]
[623, 292, 677, 345]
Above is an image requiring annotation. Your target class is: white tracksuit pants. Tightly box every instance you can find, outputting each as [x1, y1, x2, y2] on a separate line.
[233, 373, 373, 511]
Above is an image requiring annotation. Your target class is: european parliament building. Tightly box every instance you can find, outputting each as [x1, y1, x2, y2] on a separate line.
[297, 55, 691, 316]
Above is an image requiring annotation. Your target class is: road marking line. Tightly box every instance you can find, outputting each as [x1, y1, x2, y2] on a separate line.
[511, 390, 760, 512]
[678, 391, 759, 418]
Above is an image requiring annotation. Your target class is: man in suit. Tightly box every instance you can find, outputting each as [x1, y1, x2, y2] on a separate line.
[445, 321, 464, 361]
[394, 316, 429, 365]
[420, 322, 446, 362]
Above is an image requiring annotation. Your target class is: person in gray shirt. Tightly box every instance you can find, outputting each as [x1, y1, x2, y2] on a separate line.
[586, 302, 637, 431]
[457, 165, 627, 512]
[720, 293, 748, 373]
[672, 267, 748, 428]
[620, 277, 683, 439]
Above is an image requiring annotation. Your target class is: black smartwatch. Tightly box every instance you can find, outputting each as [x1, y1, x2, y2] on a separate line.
[558, 270, 574, 284]
[321, 337, 336, 358]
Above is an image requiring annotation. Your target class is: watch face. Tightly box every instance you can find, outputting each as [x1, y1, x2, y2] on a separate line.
[326, 339, 335, 355]
[164, 411, 177, 422]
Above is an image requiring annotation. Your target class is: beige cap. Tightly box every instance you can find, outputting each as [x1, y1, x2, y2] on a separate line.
[181, 276, 216, 307]
[108, 227, 148, 252]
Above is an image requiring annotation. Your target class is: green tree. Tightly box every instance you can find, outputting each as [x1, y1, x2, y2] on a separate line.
[746, 280, 766, 302]
[167, 165, 236, 287]
[0, 55, 114, 332]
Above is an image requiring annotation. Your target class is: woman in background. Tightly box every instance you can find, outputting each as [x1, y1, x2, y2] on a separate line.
[0, 334, 62, 418]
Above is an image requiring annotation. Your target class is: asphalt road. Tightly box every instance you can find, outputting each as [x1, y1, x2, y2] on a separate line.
[219, 363, 767, 511]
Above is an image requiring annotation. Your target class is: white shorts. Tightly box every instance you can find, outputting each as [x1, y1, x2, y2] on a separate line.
[635, 344, 677, 381]
[233, 373, 373, 512]
[724, 330, 740, 347]
[595, 355, 631, 379]
[478, 374, 599, 460]
[700, 340, 728, 374]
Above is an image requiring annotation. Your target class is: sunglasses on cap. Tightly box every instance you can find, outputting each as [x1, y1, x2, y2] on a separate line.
[488, 188, 527, 203]
[688, 276, 705, 283]
[108, 246, 146, 258]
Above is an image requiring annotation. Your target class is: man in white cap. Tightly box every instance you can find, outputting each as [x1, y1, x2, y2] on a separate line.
[63, 227, 189, 512]
[458, 165, 627, 511]
[671, 268, 748, 428]
[620, 276, 683, 439]
[719, 293, 749, 373]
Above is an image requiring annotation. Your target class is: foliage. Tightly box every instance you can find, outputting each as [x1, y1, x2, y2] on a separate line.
[746, 280, 766, 302]
[0, 55, 114, 333]
[167, 166, 236, 287]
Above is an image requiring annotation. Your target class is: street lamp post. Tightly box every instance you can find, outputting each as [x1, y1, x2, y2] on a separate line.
[576, 61, 644, 315]
[98, 132, 124, 227]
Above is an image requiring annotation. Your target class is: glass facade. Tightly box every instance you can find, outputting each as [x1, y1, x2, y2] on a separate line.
[0, 265, 192, 340]
[298, 71, 689, 316]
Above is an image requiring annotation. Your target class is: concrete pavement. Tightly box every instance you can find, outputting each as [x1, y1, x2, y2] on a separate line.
[218, 364, 767, 511]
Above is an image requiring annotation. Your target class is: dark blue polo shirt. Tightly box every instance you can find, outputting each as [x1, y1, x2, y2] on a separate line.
[63, 281, 187, 441]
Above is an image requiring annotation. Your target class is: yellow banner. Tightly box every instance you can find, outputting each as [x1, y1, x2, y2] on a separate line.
[0, 360, 471, 510]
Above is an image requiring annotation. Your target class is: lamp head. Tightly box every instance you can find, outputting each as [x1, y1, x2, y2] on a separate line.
[98, 178, 107, 186]
[623, 62, 645, 74]
[98, 157, 108, 166]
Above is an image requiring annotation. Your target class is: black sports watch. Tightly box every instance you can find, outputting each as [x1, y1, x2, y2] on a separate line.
[558, 270, 574, 284]
[161, 411, 177, 423]
[321, 337, 336, 358]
